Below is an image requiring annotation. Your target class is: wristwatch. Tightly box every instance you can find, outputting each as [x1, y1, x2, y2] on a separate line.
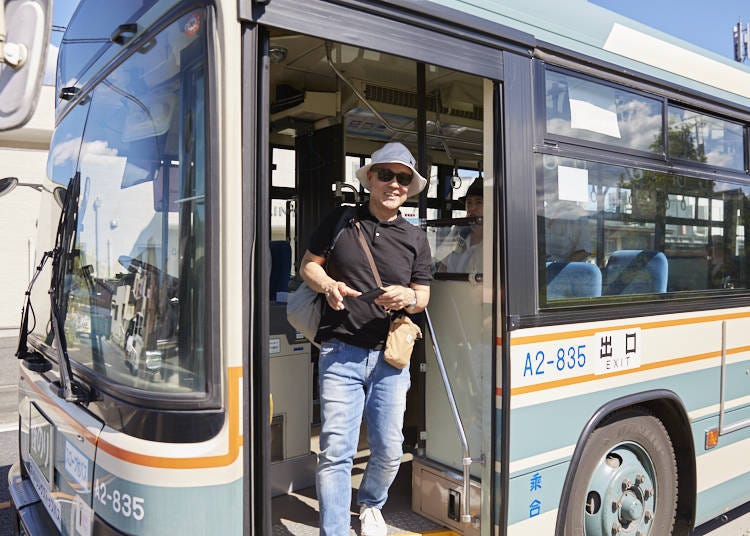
[406, 289, 417, 311]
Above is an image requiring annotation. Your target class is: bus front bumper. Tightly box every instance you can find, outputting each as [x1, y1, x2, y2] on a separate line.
[8, 463, 58, 536]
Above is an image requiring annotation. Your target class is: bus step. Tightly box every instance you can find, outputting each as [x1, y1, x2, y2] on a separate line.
[412, 456, 481, 536]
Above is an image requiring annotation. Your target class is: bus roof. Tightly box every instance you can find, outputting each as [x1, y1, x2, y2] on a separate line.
[62, 0, 750, 113]
[427, 0, 750, 109]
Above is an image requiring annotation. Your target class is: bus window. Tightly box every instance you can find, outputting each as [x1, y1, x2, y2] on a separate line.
[545, 68, 663, 155]
[539, 155, 750, 303]
[56, 12, 209, 394]
[47, 102, 91, 188]
[667, 105, 745, 171]
[56, 0, 159, 106]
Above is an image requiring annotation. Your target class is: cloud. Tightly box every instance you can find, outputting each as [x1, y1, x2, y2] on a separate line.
[51, 138, 118, 167]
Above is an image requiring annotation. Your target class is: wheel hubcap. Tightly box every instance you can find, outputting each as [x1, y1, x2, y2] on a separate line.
[583, 443, 657, 535]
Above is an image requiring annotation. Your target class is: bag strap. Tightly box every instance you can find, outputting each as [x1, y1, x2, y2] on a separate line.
[354, 221, 383, 288]
[325, 205, 358, 258]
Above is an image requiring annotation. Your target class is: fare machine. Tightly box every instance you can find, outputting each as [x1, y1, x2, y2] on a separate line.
[269, 301, 316, 496]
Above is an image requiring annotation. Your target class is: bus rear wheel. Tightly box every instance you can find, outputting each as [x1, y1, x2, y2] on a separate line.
[563, 408, 677, 536]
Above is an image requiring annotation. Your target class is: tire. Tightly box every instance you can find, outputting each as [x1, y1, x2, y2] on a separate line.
[563, 408, 678, 536]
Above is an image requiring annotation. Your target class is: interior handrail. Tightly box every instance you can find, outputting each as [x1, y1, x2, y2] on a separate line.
[422, 216, 482, 228]
[424, 307, 481, 525]
[433, 272, 483, 283]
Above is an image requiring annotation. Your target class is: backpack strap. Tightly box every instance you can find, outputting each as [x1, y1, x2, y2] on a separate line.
[325, 205, 358, 258]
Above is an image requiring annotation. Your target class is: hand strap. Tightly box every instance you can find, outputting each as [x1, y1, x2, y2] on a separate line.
[354, 221, 383, 288]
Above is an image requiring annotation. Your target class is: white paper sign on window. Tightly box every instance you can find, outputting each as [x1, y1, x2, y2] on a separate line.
[557, 165, 589, 203]
[568, 78, 621, 139]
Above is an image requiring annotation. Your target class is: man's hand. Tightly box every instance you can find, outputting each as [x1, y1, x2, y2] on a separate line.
[374, 285, 415, 311]
[325, 281, 361, 311]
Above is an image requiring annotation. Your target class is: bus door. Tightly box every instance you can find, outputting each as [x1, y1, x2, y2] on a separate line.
[244, 1, 504, 533]
[419, 137, 495, 535]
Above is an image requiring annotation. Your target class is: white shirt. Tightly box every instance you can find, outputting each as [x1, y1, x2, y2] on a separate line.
[443, 240, 483, 273]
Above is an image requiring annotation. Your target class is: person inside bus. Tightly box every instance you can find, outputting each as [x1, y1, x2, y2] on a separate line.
[299, 142, 432, 536]
[544, 198, 593, 262]
[437, 176, 483, 273]
[708, 235, 738, 289]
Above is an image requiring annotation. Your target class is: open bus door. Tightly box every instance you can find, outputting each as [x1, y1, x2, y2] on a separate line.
[244, 1, 504, 533]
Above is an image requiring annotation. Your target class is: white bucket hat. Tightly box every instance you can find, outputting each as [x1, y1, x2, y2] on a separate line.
[355, 142, 428, 197]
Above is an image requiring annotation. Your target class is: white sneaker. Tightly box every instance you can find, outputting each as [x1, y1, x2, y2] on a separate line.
[359, 505, 387, 536]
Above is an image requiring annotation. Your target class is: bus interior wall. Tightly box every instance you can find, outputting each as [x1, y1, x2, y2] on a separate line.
[265, 30, 491, 535]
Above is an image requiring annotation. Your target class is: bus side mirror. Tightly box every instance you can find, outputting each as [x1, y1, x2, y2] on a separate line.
[0, 0, 52, 131]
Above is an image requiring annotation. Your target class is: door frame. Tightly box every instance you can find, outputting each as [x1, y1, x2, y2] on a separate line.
[242, 1, 513, 532]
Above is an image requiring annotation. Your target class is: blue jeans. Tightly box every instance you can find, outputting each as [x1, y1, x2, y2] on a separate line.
[316, 339, 411, 535]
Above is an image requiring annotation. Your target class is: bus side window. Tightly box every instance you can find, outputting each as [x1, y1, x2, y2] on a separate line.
[539, 154, 750, 304]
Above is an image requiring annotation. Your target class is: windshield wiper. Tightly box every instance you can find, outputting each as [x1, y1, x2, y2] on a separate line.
[49, 283, 88, 402]
[16, 173, 89, 403]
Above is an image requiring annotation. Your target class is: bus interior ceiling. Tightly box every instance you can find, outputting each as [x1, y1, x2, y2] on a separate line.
[266, 31, 488, 535]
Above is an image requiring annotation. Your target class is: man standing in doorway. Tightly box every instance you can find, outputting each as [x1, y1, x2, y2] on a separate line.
[299, 142, 432, 535]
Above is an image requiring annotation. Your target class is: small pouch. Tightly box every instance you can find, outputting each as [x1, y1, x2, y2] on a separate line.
[384, 315, 422, 369]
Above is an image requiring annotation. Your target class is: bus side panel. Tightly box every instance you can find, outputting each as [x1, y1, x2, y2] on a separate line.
[505, 461, 567, 534]
[693, 419, 750, 524]
[91, 464, 243, 533]
[505, 308, 750, 530]
[89, 367, 244, 534]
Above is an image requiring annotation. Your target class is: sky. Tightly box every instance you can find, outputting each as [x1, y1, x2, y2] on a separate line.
[590, 0, 750, 61]
[51, 0, 79, 44]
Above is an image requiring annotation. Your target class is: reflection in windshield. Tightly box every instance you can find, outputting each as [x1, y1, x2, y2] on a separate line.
[52, 12, 208, 395]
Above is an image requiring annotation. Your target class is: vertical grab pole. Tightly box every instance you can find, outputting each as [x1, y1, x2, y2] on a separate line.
[424, 308, 474, 524]
[719, 320, 726, 433]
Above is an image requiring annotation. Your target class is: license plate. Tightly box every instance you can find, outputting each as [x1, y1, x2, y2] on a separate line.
[29, 403, 54, 485]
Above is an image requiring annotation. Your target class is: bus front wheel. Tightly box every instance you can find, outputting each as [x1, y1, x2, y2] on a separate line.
[563, 408, 678, 536]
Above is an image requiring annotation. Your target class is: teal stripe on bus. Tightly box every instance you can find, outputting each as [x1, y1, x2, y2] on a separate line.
[507, 459, 568, 526]
[92, 468, 243, 534]
[696, 470, 750, 526]
[504, 360, 750, 467]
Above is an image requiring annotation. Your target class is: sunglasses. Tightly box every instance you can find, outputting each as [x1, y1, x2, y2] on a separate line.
[370, 166, 414, 187]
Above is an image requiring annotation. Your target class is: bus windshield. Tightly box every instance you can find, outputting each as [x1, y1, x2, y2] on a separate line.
[47, 11, 208, 394]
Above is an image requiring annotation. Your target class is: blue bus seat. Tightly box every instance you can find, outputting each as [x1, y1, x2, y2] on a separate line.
[546, 262, 602, 299]
[270, 240, 292, 301]
[603, 250, 668, 295]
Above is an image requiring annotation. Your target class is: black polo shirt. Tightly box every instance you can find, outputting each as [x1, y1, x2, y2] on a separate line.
[308, 204, 432, 349]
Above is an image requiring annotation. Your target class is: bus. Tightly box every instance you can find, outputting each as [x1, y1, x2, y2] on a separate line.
[6, 0, 750, 534]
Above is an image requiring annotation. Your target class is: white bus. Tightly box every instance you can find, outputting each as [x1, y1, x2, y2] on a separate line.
[4, 0, 750, 534]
